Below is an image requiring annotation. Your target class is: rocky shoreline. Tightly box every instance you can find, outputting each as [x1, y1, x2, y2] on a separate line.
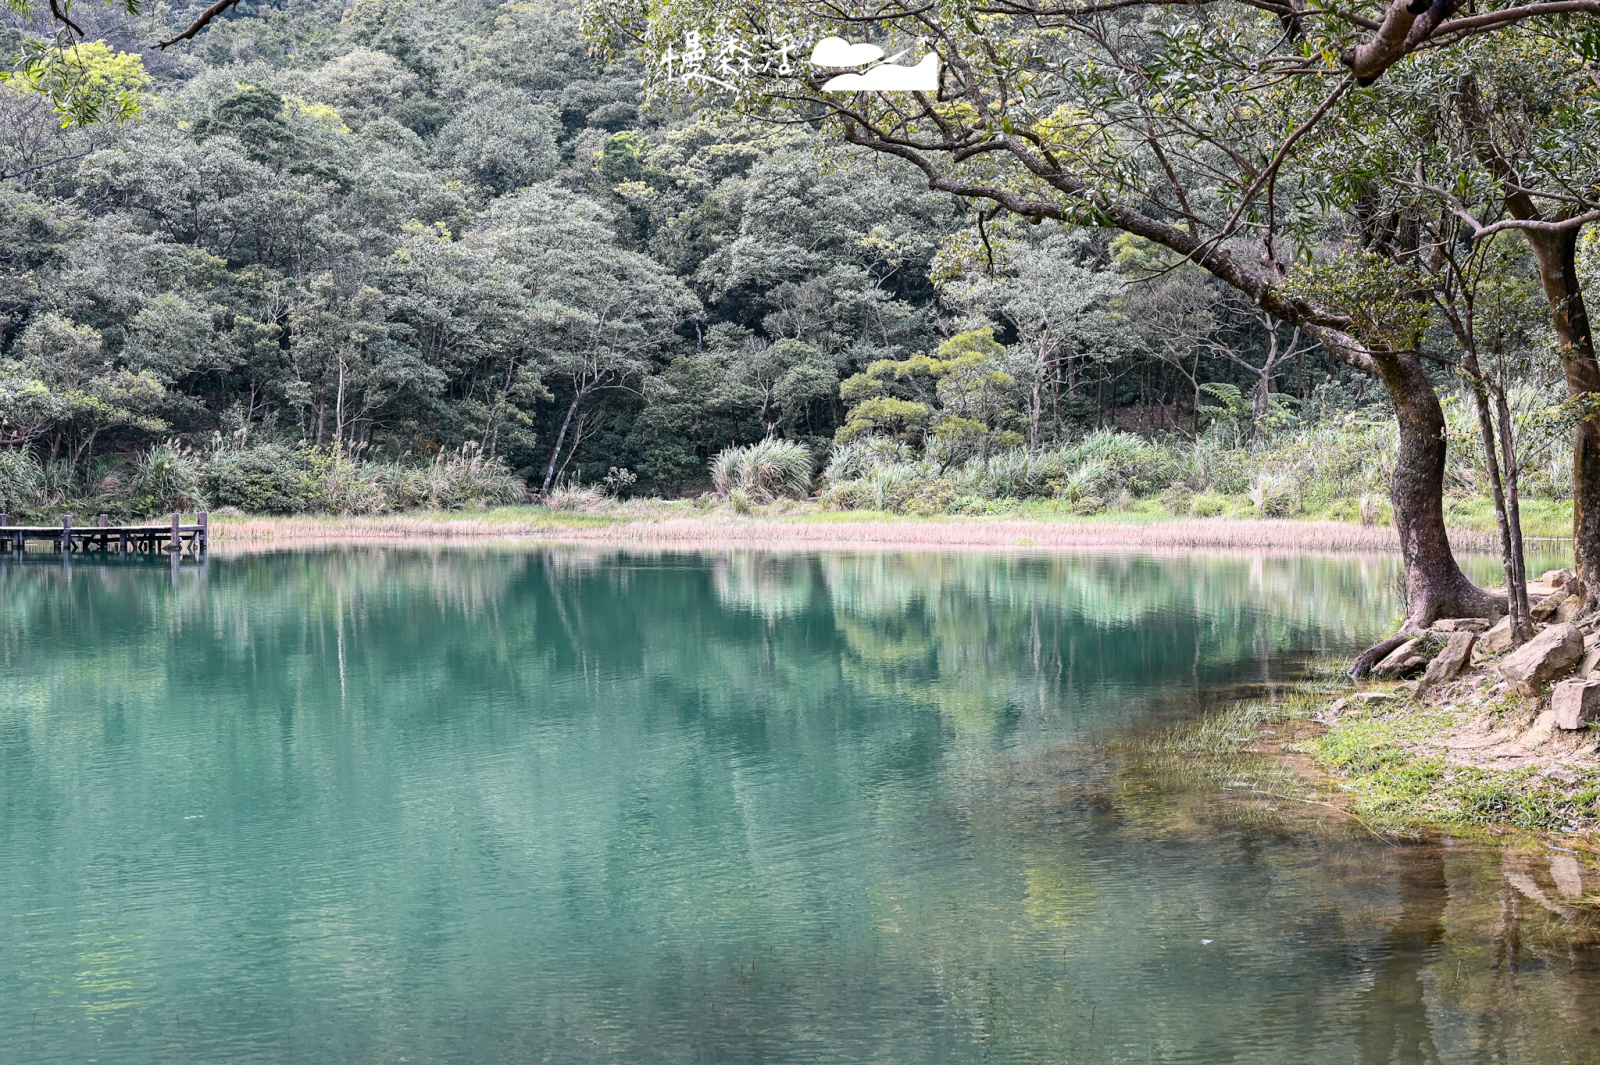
[1307, 568, 1600, 838]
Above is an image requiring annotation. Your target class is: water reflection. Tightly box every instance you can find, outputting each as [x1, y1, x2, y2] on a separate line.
[0, 546, 1594, 1064]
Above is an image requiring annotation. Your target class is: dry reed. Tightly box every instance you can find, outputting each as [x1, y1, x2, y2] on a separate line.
[212, 511, 1506, 555]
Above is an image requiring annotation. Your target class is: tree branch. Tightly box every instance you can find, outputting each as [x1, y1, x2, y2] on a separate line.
[156, 0, 243, 50]
[1341, 0, 1600, 83]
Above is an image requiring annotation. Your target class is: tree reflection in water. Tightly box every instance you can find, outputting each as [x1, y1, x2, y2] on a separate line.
[0, 545, 1596, 1064]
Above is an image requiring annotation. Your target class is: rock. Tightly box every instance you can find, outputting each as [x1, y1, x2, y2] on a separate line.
[1541, 568, 1575, 587]
[1479, 615, 1514, 654]
[1552, 678, 1600, 729]
[1581, 642, 1600, 677]
[1419, 631, 1476, 692]
[1531, 588, 1570, 622]
[1558, 595, 1586, 623]
[1433, 618, 1492, 633]
[1352, 691, 1396, 704]
[1373, 638, 1429, 679]
[1499, 623, 1584, 696]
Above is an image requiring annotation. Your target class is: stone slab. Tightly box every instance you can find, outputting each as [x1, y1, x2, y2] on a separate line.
[1499, 623, 1584, 696]
[1419, 631, 1477, 693]
[1552, 679, 1600, 730]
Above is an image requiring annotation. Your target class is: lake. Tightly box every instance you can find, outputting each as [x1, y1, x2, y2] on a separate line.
[2, 546, 1597, 1064]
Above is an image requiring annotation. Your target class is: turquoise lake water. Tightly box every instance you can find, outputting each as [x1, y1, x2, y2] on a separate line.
[1, 546, 1597, 1063]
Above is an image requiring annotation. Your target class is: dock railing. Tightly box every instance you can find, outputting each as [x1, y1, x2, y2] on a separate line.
[0, 513, 208, 555]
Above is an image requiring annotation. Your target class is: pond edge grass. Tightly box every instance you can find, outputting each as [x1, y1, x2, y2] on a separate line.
[1140, 663, 1600, 854]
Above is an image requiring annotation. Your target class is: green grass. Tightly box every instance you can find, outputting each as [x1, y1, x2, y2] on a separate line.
[1440, 495, 1573, 540]
[1306, 702, 1600, 834]
[1140, 667, 1600, 840]
[207, 488, 1572, 549]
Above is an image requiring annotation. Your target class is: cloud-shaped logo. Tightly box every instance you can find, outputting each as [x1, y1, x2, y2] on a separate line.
[821, 52, 939, 92]
[809, 37, 885, 68]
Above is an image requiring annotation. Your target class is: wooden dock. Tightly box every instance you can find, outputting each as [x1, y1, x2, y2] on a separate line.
[0, 513, 208, 556]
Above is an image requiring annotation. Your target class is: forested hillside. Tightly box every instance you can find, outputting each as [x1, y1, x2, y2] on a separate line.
[0, 0, 1589, 525]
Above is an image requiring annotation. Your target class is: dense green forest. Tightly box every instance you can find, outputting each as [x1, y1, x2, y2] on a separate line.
[0, 0, 1592, 533]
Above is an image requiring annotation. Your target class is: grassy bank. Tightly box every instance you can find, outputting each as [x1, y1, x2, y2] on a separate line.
[207, 499, 1528, 554]
[1145, 667, 1600, 846]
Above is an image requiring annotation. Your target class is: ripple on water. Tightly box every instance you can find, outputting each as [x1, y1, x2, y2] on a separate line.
[1, 546, 1597, 1064]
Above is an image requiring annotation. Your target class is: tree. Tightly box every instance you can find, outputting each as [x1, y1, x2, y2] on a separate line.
[286, 274, 414, 450]
[473, 187, 698, 495]
[1296, 29, 1598, 631]
[837, 328, 1023, 464]
[729, 337, 837, 437]
[382, 221, 553, 461]
[938, 229, 1125, 446]
[1432, 232, 1544, 643]
[584, 0, 1522, 656]
[430, 88, 562, 195]
[1, 311, 166, 468]
[1, 36, 149, 126]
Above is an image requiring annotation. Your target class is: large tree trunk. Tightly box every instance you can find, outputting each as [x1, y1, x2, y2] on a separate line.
[1522, 228, 1600, 607]
[1458, 78, 1600, 605]
[1351, 348, 1505, 677]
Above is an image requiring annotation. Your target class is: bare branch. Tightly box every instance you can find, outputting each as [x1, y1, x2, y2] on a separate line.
[48, 0, 83, 36]
[1473, 209, 1600, 240]
[156, 0, 243, 50]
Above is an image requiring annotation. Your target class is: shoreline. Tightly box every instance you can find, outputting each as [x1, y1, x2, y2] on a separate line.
[1158, 665, 1600, 851]
[207, 508, 1526, 555]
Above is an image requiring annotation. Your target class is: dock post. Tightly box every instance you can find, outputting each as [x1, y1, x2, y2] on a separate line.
[61, 514, 71, 552]
[98, 514, 107, 552]
[198, 512, 208, 555]
[0, 514, 6, 553]
[169, 513, 181, 553]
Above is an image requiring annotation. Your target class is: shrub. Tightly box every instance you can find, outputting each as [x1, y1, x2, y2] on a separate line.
[823, 437, 913, 484]
[1249, 472, 1299, 517]
[710, 438, 814, 503]
[543, 481, 607, 511]
[1189, 490, 1231, 517]
[394, 444, 525, 510]
[133, 440, 207, 514]
[301, 451, 390, 515]
[903, 478, 957, 516]
[1067, 431, 1179, 496]
[0, 447, 44, 515]
[206, 444, 310, 514]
